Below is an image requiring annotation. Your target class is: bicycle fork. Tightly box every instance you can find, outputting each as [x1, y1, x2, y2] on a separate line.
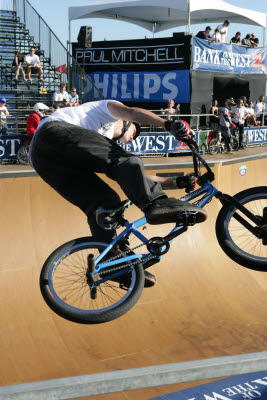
[217, 193, 267, 244]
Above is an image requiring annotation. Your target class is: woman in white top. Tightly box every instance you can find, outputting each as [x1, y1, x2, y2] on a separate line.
[212, 28, 222, 43]
[246, 101, 260, 127]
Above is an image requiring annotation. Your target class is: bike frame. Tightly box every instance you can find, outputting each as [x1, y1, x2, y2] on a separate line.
[92, 140, 263, 279]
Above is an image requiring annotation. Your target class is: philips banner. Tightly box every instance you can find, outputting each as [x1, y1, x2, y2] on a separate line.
[193, 37, 267, 74]
[88, 70, 190, 103]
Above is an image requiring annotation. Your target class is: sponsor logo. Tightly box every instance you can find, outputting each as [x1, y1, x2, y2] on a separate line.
[239, 165, 247, 176]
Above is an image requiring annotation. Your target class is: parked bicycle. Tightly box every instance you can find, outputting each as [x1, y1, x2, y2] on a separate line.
[40, 133, 267, 324]
[209, 127, 248, 155]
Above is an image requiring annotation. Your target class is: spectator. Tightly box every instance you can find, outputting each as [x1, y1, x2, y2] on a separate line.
[53, 83, 70, 109]
[216, 20, 230, 43]
[164, 99, 176, 116]
[250, 33, 259, 48]
[196, 26, 212, 40]
[0, 97, 9, 135]
[209, 99, 219, 130]
[219, 98, 236, 152]
[231, 99, 248, 149]
[253, 96, 265, 124]
[241, 34, 252, 47]
[246, 101, 260, 127]
[11, 50, 27, 82]
[68, 88, 79, 107]
[240, 96, 248, 108]
[26, 103, 50, 136]
[25, 47, 43, 82]
[212, 27, 221, 43]
[230, 32, 241, 45]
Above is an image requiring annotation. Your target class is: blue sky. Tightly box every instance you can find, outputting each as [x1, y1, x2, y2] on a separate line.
[29, 0, 267, 47]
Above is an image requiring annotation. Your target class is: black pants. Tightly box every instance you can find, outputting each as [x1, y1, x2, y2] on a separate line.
[235, 122, 244, 147]
[31, 121, 165, 241]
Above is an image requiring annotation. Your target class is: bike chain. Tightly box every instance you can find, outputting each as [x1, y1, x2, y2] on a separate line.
[98, 242, 157, 277]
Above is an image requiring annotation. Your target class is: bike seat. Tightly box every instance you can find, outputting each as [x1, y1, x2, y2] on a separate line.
[96, 200, 132, 230]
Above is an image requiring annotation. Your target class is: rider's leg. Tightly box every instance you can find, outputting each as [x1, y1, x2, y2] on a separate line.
[220, 126, 231, 152]
[31, 121, 207, 225]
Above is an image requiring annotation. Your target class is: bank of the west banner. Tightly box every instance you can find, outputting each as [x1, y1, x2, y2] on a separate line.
[88, 70, 190, 103]
[193, 37, 267, 74]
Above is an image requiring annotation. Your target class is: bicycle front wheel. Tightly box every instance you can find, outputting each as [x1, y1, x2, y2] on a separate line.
[40, 237, 145, 324]
[216, 187, 267, 271]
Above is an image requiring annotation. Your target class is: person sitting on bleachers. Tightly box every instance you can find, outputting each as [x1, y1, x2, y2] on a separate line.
[0, 98, 9, 135]
[53, 83, 70, 109]
[26, 103, 49, 136]
[68, 88, 79, 107]
[25, 46, 44, 82]
[11, 50, 27, 82]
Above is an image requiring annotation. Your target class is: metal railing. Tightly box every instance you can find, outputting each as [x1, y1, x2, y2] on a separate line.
[1, 0, 103, 103]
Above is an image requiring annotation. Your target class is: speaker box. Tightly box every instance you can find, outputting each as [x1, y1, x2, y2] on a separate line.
[77, 26, 92, 48]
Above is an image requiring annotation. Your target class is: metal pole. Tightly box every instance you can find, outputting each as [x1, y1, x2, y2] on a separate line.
[69, 20, 72, 55]
[264, 27, 266, 47]
[188, 0, 191, 34]
[23, 0, 26, 24]
[13, 0, 17, 13]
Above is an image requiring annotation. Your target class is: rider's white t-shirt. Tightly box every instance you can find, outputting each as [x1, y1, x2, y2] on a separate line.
[28, 100, 120, 166]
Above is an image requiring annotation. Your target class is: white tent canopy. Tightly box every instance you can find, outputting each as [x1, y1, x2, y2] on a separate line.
[69, 0, 266, 35]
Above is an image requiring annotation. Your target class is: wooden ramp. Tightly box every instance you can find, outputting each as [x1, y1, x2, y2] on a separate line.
[1, 156, 267, 399]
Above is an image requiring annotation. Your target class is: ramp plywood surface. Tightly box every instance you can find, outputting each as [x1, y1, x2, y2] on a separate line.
[0, 157, 267, 399]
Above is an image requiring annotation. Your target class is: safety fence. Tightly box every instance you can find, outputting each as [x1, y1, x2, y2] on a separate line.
[0, 351, 267, 399]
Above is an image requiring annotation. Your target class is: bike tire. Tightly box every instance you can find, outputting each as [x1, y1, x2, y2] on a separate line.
[209, 138, 219, 155]
[216, 187, 267, 271]
[17, 146, 29, 165]
[231, 137, 239, 151]
[40, 237, 145, 324]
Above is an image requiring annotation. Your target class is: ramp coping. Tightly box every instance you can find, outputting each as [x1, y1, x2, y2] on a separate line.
[1, 351, 267, 399]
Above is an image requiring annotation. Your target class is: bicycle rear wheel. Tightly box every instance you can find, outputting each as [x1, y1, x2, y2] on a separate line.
[209, 138, 219, 154]
[40, 237, 145, 324]
[216, 187, 267, 271]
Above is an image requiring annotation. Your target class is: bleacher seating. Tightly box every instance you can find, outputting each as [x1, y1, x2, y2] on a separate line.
[0, 9, 63, 134]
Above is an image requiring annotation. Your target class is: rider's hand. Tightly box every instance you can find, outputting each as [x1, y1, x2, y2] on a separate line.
[176, 173, 197, 193]
[231, 122, 237, 129]
[165, 119, 191, 141]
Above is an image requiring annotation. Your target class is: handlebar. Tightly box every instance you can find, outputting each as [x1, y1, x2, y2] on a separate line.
[182, 136, 215, 184]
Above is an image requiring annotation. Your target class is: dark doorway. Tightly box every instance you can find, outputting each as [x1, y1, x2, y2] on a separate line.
[213, 76, 250, 106]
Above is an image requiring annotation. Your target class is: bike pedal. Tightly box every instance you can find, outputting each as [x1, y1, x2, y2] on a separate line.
[177, 210, 198, 226]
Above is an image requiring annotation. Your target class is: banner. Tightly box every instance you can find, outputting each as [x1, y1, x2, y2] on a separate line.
[119, 131, 198, 154]
[246, 127, 267, 145]
[193, 37, 267, 74]
[0, 134, 24, 161]
[88, 70, 190, 103]
[150, 371, 267, 400]
[73, 35, 191, 72]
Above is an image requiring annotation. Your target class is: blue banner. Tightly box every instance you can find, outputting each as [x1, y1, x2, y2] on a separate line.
[88, 70, 190, 103]
[246, 127, 267, 145]
[193, 37, 267, 74]
[119, 131, 198, 154]
[150, 371, 267, 400]
[0, 134, 25, 161]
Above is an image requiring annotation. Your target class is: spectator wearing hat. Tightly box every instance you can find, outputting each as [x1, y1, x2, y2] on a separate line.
[0, 98, 9, 135]
[242, 34, 252, 47]
[230, 32, 241, 45]
[196, 26, 212, 41]
[216, 20, 230, 43]
[250, 33, 259, 48]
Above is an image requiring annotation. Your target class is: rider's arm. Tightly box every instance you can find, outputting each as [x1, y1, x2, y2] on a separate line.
[148, 174, 196, 191]
[107, 101, 166, 129]
[147, 175, 175, 188]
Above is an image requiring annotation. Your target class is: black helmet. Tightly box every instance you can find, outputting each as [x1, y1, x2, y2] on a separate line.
[226, 98, 236, 107]
[115, 121, 141, 142]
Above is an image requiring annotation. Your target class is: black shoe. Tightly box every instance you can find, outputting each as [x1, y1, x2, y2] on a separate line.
[143, 197, 207, 225]
[110, 269, 156, 289]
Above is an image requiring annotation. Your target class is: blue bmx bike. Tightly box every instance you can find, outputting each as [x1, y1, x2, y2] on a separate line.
[40, 135, 267, 324]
